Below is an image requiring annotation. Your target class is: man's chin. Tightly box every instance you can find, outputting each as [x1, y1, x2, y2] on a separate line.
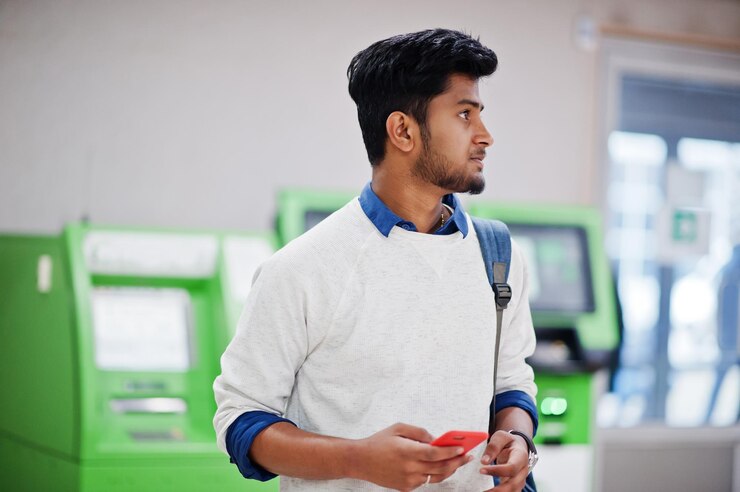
[464, 176, 485, 195]
[435, 173, 485, 195]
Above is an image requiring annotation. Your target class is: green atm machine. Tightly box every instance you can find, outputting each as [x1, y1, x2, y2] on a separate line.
[468, 202, 620, 492]
[0, 224, 277, 491]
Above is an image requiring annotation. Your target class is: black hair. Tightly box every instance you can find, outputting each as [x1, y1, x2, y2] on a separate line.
[347, 28, 498, 166]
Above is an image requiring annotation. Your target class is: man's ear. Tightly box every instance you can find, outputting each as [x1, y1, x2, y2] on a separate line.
[385, 111, 419, 154]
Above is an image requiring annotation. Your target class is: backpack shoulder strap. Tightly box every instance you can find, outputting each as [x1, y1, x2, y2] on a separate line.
[471, 216, 513, 436]
[471, 216, 512, 285]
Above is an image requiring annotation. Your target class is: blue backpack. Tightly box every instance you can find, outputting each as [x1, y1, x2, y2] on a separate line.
[472, 217, 538, 492]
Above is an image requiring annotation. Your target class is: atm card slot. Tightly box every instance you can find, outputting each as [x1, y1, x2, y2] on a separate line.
[110, 397, 187, 414]
[129, 429, 185, 441]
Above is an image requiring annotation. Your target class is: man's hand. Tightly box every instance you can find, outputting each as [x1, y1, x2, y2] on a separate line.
[479, 430, 530, 491]
[350, 423, 475, 491]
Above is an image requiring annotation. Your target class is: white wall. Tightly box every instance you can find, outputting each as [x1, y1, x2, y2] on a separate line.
[1, 0, 738, 233]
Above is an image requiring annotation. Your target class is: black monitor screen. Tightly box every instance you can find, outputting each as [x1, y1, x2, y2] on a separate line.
[304, 210, 334, 232]
[508, 224, 595, 313]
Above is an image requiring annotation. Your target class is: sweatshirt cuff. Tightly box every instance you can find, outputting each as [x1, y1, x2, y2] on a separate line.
[491, 390, 539, 436]
[225, 410, 296, 481]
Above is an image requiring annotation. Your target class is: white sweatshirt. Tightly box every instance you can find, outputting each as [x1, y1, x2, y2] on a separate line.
[213, 198, 537, 491]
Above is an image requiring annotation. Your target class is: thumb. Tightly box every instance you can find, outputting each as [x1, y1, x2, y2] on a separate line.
[391, 423, 434, 443]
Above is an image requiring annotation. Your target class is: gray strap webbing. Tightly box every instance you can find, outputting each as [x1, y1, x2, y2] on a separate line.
[471, 217, 512, 436]
[490, 261, 508, 435]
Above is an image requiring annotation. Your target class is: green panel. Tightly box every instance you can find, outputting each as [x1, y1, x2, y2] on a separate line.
[276, 188, 358, 246]
[534, 373, 593, 445]
[60, 224, 227, 462]
[468, 202, 619, 351]
[81, 458, 278, 492]
[80, 279, 223, 460]
[0, 235, 78, 457]
[1, 434, 279, 492]
[0, 434, 80, 491]
[1, 225, 279, 490]
[64, 223, 100, 461]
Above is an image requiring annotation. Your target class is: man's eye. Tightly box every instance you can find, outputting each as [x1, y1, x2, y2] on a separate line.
[459, 110, 470, 120]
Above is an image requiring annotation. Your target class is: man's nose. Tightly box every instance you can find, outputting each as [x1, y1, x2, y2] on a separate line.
[475, 121, 493, 148]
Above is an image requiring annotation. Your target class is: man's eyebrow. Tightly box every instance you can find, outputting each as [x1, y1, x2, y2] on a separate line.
[457, 99, 484, 111]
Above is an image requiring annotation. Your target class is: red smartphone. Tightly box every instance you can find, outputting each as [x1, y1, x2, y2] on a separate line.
[430, 430, 488, 454]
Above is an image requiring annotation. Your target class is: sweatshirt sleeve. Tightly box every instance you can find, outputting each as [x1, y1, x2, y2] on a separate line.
[491, 390, 539, 436]
[213, 254, 311, 454]
[493, 239, 538, 401]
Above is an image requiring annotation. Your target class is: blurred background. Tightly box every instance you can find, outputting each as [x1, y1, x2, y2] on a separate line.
[0, 1, 739, 491]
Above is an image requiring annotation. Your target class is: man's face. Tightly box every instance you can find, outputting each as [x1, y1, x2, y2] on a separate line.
[411, 74, 493, 194]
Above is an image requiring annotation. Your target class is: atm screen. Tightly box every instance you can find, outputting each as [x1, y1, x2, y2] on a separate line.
[509, 224, 595, 313]
[304, 210, 333, 231]
[92, 288, 193, 372]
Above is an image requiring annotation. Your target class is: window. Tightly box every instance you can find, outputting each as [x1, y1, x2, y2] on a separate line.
[599, 39, 740, 427]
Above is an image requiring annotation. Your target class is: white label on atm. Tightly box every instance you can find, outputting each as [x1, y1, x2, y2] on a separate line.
[223, 236, 275, 305]
[84, 231, 218, 278]
[110, 397, 187, 414]
[91, 287, 193, 372]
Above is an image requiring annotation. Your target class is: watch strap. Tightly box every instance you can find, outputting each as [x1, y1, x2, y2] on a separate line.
[508, 430, 538, 472]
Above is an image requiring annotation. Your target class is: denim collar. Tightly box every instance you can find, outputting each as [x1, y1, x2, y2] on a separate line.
[358, 182, 469, 238]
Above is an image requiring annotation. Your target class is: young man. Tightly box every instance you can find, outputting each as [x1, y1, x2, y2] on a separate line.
[214, 28, 538, 491]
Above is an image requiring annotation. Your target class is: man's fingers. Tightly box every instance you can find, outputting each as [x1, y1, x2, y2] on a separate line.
[480, 462, 529, 492]
[480, 431, 510, 464]
[423, 454, 474, 475]
[479, 462, 518, 477]
[423, 455, 475, 486]
[427, 473, 450, 485]
[409, 440, 465, 462]
[391, 422, 435, 443]
[389, 432, 464, 464]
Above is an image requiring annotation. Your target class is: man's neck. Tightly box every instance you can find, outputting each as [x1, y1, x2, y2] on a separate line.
[371, 166, 449, 234]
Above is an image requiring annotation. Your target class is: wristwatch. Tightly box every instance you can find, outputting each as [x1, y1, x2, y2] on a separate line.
[508, 430, 538, 473]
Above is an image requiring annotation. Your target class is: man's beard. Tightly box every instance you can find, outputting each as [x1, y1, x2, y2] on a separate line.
[411, 136, 485, 195]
